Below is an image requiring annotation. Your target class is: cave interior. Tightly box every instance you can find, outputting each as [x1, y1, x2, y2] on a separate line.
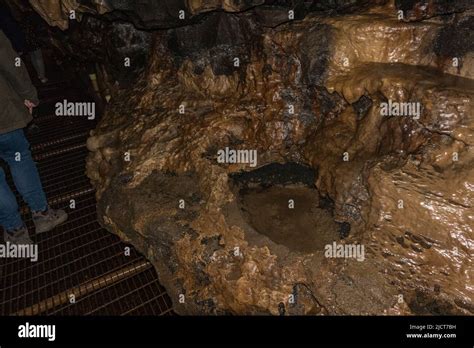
[0, 0, 473, 316]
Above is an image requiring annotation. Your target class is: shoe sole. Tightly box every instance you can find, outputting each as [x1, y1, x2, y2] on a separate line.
[3, 233, 34, 245]
[3, 238, 34, 245]
[35, 213, 68, 234]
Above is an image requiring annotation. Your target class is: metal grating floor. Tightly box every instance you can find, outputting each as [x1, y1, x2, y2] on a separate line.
[0, 73, 173, 316]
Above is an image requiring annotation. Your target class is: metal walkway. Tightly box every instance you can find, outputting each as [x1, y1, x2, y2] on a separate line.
[0, 75, 173, 316]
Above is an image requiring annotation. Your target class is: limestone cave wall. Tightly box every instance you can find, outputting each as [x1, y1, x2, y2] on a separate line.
[20, 0, 474, 315]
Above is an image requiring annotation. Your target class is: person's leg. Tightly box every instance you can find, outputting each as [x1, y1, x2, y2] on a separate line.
[0, 166, 24, 232]
[0, 129, 48, 213]
[29, 49, 47, 83]
[0, 131, 33, 244]
[0, 129, 67, 234]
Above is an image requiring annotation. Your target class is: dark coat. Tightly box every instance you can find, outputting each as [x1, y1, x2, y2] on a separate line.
[0, 29, 39, 134]
[19, 11, 45, 52]
[0, 4, 27, 53]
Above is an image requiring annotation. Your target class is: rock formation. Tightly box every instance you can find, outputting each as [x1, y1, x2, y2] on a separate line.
[20, 0, 474, 315]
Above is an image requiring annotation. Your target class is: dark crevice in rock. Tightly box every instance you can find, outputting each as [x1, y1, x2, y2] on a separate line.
[352, 94, 373, 120]
[230, 162, 316, 188]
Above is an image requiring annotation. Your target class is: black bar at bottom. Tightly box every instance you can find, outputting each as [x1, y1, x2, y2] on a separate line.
[0, 316, 472, 346]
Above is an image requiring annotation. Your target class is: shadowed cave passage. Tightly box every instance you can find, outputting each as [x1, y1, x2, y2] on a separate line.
[231, 162, 347, 253]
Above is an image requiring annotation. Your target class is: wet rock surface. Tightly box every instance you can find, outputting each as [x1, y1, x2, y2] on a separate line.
[50, 17, 152, 87]
[239, 185, 340, 252]
[395, 0, 474, 21]
[28, 0, 265, 29]
[22, 0, 474, 314]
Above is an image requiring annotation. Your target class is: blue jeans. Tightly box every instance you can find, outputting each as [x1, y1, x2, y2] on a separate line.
[0, 129, 48, 231]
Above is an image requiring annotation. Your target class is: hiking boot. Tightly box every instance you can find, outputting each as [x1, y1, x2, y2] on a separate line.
[4, 226, 33, 245]
[33, 208, 68, 234]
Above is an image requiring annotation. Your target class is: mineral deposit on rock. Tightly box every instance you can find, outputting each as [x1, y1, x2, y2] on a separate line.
[20, 0, 473, 315]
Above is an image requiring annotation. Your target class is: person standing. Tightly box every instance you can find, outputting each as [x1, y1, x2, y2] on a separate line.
[0, 29, 67, 245]
[0, 2, 48, 83]
[20, 9, 49, 83]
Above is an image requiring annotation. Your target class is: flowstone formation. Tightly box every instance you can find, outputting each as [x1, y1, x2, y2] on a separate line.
[31, 0, 473, 315]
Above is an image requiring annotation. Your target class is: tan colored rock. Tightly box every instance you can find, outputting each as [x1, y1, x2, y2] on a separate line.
[79, 3, 474, 315]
